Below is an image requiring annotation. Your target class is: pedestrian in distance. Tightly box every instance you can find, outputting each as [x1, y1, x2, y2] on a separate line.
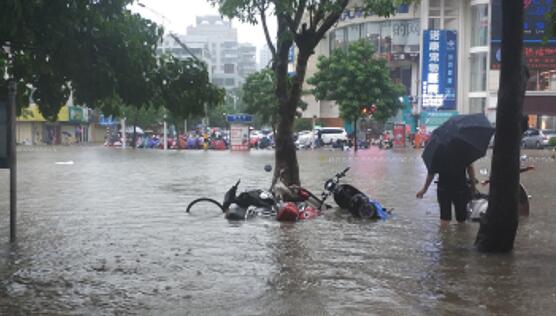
[416, 164, 477, 224]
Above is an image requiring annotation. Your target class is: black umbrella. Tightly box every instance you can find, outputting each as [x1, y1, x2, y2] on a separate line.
[422, 113, 495, 173]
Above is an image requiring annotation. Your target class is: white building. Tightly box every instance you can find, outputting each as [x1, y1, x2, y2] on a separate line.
[185, 15, 243, 89]
[300, 0, 556, 131]
[238, 43, 257, 79]
[259, 44, 273, 70]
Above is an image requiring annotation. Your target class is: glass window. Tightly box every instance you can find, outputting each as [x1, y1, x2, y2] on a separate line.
[334, 28, 347, 51]
[470, 52, 487, 92]
[348, 25, 360, 42]
[526, 69, 556, 91]
[469, 98, 486, 114]
[391, 19, 420, 53]
[380, 21, 392, 54]
[329, 30, 336, 52]
[471, 4, 489, 47]
[224, 64, 235, 74]
[429, 0, 441, 8]
[429, 18, 441, 29]
[362, 22, 380, 51]
[224, 78, 235, 86]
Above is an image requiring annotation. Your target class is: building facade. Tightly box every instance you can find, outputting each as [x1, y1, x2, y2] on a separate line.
[184, 15, 245, 89]
[259, 44, 273, 70]
[238, 43, 257, 79]
[300, 0, 556, 131]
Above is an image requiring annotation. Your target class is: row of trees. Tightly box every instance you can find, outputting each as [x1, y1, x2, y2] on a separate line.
[1, 0, 224, 140]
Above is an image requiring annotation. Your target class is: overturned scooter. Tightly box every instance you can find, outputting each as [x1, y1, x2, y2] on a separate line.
[320, 167, 390, 219]
[186, 178, 277, 220]
[186, 166, 326, 221]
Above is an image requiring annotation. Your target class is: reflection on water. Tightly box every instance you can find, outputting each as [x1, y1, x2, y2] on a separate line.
[0, 146, 555, 315]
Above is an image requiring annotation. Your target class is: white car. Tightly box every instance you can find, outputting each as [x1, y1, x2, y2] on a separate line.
[319, 127, 348, 145]
[295, 130, 316, 148]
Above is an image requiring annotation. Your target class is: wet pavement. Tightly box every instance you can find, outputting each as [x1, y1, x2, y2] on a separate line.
[1, 145, 555, 315]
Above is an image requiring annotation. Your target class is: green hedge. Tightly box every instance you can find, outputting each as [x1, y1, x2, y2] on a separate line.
[549, 137, 556, 147]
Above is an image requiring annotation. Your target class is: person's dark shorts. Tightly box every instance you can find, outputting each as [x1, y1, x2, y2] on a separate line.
[437, 188, 467, 222]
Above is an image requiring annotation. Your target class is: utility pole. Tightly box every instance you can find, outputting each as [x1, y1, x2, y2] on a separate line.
[2, 42, 17, 242]
[8, 80, 17, 242]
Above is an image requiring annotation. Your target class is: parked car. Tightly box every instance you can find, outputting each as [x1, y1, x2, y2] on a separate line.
[295, 130, 316, 148]
[319, 127, 348, 145]
[522, 128, 556, 149]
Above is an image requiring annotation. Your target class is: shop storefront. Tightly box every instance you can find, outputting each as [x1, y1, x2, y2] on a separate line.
[489, 0, 556, 128]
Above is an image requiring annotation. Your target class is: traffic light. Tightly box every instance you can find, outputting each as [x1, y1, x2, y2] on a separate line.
[362, 104, 377, 116]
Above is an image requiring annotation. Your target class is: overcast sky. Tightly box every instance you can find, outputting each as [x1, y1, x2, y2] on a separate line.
[130, 0, 276, 60]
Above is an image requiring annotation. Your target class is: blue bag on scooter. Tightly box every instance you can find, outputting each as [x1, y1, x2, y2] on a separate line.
[369, 200, 388, 220]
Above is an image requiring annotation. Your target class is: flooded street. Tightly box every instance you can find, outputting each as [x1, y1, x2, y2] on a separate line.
[1, 146, 556, 315]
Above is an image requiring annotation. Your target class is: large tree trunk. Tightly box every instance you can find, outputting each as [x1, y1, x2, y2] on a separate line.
[274, 50, 311, 186]
[272, 18, 312, 186]
[475, 0, 525, 252]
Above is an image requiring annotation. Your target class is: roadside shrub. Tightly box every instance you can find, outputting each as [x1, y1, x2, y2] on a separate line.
[549, 137, 556, 147]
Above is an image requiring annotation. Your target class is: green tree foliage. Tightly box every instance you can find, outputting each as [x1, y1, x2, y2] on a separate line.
[243, 69, 279, 129]
[0, 0, 163, 120]
[210, 0, 412, 185]
[309, 40, 404, 123]
[243, 68, 307, 131]
[156, 54, 225, 122]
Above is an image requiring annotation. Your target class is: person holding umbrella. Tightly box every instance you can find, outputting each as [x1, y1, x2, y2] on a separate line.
[415, 114, 495, 224]
[416, 164, 477, 223]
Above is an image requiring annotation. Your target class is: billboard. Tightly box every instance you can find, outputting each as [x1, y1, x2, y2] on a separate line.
[421, 29, 458, 111]
[0, 99, 8, 168]
[491, 0, 556, 70]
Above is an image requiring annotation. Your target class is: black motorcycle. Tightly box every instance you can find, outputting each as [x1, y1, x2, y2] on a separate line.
[186, 179, 277, 220]
[320, 167, 389, 219]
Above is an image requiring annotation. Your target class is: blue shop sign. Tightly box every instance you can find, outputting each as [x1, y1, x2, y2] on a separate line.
[99, 114, 117, 126]
[421, 29, 458, 111]
[226, 114, 253, 123]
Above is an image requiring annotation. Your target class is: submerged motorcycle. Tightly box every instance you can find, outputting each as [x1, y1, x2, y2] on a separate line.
[319, 167, 389, 220]
[467, 165, 534, 221]
[186, 167, 324, 221]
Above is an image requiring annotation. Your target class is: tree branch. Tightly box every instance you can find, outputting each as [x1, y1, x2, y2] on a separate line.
[259, 3, 277, 60]
[292, 0, 307, 31]
[315, 0, 349, 40]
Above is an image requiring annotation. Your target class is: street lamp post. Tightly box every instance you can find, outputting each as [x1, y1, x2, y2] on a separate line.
[3, 42, 17, 242]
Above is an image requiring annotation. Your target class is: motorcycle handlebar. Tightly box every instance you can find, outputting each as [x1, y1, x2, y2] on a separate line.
[337, 167, 350, 178]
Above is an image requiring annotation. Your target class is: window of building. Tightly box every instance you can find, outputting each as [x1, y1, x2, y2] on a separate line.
[329, 30, 336, 51]
[334, 28, 347, 51]
[225, 78, 235, 86]
[469, 98, 486, 114]
[526, 69, 556, 91]
[379, 21, 392, 55]
[470, 52, 487, 92]
[224, 64, 235, 74]
[348, 25, 360, 43]
[429, 18, 441, 29]
[471, 4, 489, 47]
[362, 22, 380, 51]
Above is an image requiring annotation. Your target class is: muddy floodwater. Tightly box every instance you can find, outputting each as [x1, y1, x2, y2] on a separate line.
[1, 146, 555, 315]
